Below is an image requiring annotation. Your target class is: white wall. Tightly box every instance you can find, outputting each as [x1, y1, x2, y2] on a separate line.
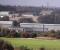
[44, 24, 60, 31]
[0, 11, 9, 16]
[20, 23, 60, 31]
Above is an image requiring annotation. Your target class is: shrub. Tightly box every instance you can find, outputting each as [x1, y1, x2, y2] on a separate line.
[20, 46, 33, 50]
[31, 33, 37, 38]
[0, 39, 14, 50]
[50, 30, 55, 33]
[39, 47, 45, 50]
[22, 32, 31, 38]
[14, 32, 21, 38]
[55, 31, 60, 39]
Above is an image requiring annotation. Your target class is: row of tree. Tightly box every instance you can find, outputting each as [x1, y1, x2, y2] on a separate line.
[0, 27, 37, 38]
[39, 30, 60, 39]
[0, 26, 60, 39]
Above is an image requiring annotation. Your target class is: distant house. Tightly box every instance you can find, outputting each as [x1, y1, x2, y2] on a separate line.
[0, 21, 13, 28]
[21, 13, 34, 17]
[9, 13, 19, 17]
[40, 10, 53, 15]
[9, 13, 38, 22]
[9, 13, 20, 21]
[0, 11, 9, 17]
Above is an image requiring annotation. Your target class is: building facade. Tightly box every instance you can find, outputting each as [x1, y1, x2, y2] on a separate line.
[0, 21, 13, 28]
[20, 23, 60, 32]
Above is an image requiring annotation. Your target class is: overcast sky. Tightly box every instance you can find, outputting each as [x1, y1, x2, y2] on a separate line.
[0, 0, 60, 7]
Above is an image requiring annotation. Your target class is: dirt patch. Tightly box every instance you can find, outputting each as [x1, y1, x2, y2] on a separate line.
[36, 37, 56, 40]
[14, 48, 19, 50]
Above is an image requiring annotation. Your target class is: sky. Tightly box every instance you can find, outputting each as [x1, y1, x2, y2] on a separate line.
[0, 0, 60, 7]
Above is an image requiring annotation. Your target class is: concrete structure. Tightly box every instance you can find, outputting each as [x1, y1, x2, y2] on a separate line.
[20, 23, 60, 32]
[20, 23, 47, 32]
[44, 24, 60, 31]
[8, 27, 23, 32]
[0, 21, 60, 32]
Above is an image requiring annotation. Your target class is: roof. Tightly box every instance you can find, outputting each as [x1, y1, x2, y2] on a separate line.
[0, 11, 9, 16]
[40, 10, 53, 15]
[22, 13, 34, 17]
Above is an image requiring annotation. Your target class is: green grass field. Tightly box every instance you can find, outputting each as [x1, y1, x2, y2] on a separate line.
[1, 37, 60, 50]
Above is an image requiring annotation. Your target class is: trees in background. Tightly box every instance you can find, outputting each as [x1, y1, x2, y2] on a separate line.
[12, 20, 18, 27]
[19, 18, 35, 23]
[38, 14, 55, 24]
[12, 20, 20, 27]
[38, 12, 60, 24]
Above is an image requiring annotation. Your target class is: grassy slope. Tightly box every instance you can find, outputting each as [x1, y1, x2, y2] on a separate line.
[1, 37, 60, 50]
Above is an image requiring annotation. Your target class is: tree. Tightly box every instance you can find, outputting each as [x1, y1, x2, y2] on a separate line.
[0, 39, 14, 50]
[19, 18, 35, 23]
[47, 30, 56, 37]
[12, 20, 18, 27]
[31, 33, 37, 38]
[14, 32, 21, 38]
[56, 31, 60, 39]
[38, 14, 55, 24]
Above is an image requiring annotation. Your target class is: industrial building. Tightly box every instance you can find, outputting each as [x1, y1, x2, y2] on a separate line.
[20, 23, 60, 32]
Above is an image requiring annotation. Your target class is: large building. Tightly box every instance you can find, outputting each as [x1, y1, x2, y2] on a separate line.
[20, 23, 47, 32]
[20, 23, 60, 32]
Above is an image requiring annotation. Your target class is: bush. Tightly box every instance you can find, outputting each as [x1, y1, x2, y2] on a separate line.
[14, 32, 21, 38]
[50, 30, 55, 33]
[55, 31, 60, 39]
[39, 47, 45, 50]
[20, 46, 33, 50]
[21, 32, 31, 38]
[0, 39, 14, 50]
[31, 33, 37, 38]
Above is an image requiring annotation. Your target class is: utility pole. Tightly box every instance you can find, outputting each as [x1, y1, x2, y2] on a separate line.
[54, 14, 57, 24]
[43, 24, 44, 32]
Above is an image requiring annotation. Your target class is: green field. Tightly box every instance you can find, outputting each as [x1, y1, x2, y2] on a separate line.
[1, 37, 60, 50]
